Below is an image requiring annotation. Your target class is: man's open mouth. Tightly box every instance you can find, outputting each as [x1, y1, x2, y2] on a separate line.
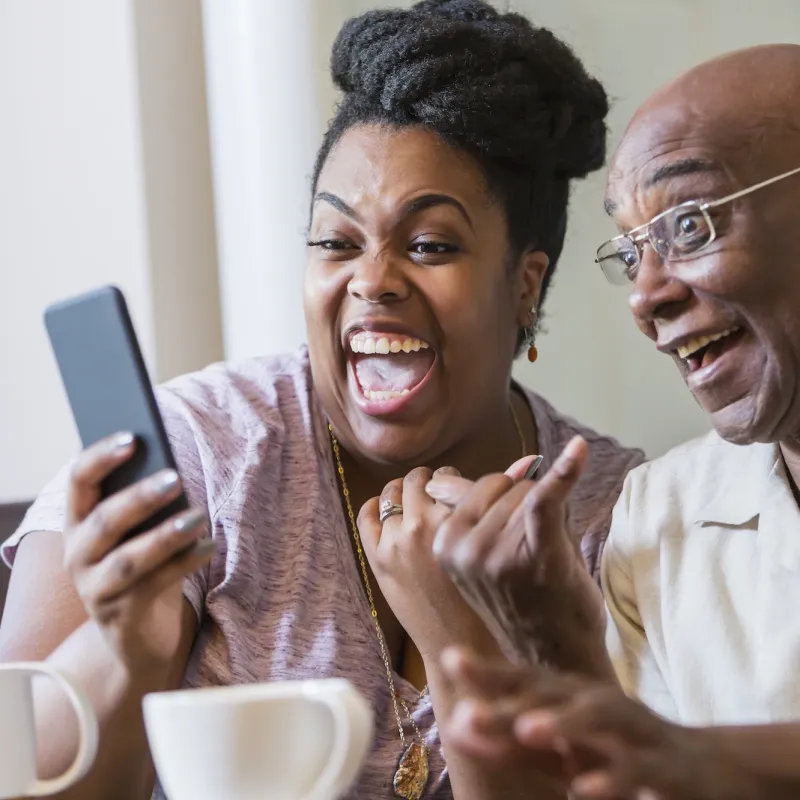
[348, 331, 436, 405]
[676, 327, 743, 372]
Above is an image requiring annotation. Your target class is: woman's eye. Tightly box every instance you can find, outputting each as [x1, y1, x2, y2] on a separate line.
[409, 241, 459, 256]
[307, 239, 356, 251]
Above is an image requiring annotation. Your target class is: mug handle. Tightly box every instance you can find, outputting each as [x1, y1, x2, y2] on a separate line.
[0, 662, 100, 797]
[302, 682, 369, 800]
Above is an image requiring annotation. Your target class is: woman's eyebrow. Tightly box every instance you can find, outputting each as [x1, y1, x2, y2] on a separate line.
[313, 191, 474, 230]
[313, 191, 363, 223]
[403, 194, 474, 230]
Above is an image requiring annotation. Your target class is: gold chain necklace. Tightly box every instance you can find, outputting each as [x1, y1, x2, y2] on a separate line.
[328, 398, 526, 799]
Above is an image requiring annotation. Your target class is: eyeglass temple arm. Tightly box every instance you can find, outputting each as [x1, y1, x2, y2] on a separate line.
[703, 164, 800, 209]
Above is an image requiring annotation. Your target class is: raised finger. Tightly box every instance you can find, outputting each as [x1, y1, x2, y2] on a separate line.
[525, 436, 588, 518]
[65, 468, 183, 568]
[66, 432, 137, 525]
[426, 454, 540, 509]
[506, 454, 540, 481]
[83, 506, 209, 602]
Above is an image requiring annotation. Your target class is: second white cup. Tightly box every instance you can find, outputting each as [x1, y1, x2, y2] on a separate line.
[143, 678, 374, 800]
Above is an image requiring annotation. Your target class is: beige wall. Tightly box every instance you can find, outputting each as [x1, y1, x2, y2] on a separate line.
[0, 0, 222, 502]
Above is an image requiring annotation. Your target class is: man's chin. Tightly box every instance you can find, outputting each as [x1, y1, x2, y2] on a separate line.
[706, 396, 769, 446]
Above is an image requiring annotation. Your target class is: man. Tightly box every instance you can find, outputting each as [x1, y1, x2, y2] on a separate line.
[425, 44, 800, 798]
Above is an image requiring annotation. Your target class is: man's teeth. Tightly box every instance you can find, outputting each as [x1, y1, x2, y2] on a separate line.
[677, 328, 738, 360]
[349, 334, 430, 355]
[363, 389, 411, 401]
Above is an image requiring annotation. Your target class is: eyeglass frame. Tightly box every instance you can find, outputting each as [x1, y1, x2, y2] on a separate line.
[595, 163, 800, 284]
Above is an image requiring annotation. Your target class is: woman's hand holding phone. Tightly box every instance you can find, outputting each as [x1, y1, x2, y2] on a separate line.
[63, 432, 215, 674]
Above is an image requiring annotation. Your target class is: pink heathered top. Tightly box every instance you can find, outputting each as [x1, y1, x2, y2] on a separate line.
[3, 347, 644, 799]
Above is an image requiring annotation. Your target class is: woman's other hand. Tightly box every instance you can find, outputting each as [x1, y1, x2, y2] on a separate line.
[357, 466, 500, 665]
[427, 437, 611, 676]
[64, 432, 215, 674]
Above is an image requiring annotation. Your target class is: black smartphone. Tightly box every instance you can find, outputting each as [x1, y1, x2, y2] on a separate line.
[44, 285, 188, 536]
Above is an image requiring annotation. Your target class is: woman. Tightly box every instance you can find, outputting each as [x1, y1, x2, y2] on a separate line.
[0, 1, 642, 798]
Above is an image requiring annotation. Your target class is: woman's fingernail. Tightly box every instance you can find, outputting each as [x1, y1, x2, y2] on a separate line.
[192, 538, 217, 558]
[113, 432, 135, 450]
[155, 469, 180, 494]
[174, 507, 206, 534]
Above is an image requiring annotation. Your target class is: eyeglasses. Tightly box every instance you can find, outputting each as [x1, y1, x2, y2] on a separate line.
[595, 164, 800, 286]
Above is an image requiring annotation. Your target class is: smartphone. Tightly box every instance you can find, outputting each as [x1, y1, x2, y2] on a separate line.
[44, 285, 188, 536]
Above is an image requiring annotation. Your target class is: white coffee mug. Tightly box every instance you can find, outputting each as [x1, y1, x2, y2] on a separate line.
[0, 662, 99, 799]
[143, 679, 374, 800]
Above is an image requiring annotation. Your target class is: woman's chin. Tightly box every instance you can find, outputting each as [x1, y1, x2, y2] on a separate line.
[346, 417, 447, 468]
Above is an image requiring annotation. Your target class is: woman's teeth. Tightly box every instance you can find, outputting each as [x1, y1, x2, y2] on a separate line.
[363, 389, 411, 401]
[349, 334, 430, 354]
[677, 328, 739, 360]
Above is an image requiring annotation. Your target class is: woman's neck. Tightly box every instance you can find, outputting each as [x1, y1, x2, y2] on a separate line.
[337, 386, 538, 504]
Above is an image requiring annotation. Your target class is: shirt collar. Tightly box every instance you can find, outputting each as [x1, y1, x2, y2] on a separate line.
[694, 440, 800, 571]
[694, 440, 781, 527]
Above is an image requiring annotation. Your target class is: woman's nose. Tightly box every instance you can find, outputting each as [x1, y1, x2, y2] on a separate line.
[629, 246, 692, 328]
[347, 252, 410, 304]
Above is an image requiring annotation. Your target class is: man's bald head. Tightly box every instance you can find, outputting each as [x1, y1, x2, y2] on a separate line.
[603, 44, 800, 448]
[608, 44, 800, 211]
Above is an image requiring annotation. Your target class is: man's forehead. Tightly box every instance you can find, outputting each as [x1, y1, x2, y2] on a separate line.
[609, 102, 737, 189]
[606, 44, 800, 212]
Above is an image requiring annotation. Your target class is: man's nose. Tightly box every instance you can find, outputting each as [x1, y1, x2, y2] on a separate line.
[629, 245, 692, 330]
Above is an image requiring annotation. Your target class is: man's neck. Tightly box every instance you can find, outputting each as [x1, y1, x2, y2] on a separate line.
[779, 438, 800, 505]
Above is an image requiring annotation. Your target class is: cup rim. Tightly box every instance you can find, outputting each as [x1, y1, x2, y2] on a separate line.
[142, 677, 355, 710]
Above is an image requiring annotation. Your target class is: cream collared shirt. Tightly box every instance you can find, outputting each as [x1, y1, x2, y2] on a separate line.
[602, 431, 800, 726]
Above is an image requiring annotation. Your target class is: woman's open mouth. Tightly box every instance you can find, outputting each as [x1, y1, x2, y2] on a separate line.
[347, 331, 436, 415]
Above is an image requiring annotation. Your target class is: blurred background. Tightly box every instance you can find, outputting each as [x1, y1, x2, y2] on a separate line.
[2, 0, 799, 505]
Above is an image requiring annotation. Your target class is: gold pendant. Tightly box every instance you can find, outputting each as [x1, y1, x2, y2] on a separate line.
[393, 742, 430, 799]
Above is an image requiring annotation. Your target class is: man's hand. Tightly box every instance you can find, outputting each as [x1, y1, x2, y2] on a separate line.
[427, 437, 611, 676]
[441, 648, 765, 800]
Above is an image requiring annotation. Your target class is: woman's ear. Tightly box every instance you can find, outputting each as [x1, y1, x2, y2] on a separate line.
[515, 249, 549, 326]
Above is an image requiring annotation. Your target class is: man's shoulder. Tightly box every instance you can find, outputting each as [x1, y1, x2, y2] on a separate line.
[630, 429, 739, 489]
[622, 429, 769, 534]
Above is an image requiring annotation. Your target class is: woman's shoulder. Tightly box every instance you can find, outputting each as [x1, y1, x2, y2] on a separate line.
[157, 347, 313, 416]
[154, 347, 322, 512]
[523, 387, 645, 478]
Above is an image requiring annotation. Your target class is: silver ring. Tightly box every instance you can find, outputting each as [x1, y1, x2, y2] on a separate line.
[379, 500, 403, 524]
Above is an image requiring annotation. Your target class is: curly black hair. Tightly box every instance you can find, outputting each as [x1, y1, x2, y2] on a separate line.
[312, 0, 609, 322]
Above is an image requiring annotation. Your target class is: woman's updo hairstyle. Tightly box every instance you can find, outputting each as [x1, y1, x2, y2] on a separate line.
[312, 0, 609, 312]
